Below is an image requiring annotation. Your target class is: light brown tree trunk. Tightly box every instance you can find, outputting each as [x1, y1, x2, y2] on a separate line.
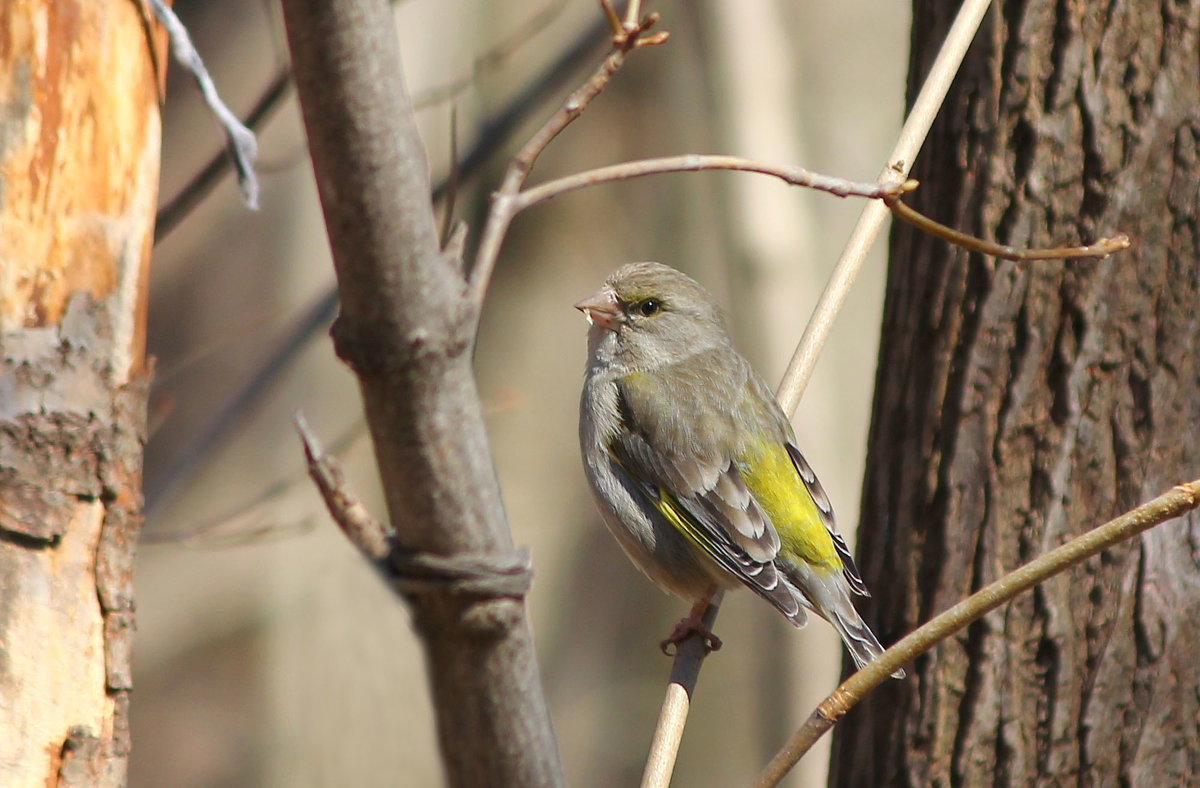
[833, 1, 1200, 785]
[0, 2, 163, 785]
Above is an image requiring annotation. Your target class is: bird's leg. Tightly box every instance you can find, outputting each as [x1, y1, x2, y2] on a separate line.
[660, 598, 722, 655]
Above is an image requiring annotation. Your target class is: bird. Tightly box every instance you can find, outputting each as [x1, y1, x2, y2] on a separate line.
[576, 261, 901, 676]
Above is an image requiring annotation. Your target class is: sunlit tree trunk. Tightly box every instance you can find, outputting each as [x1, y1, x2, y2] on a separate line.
[834, 2, 1200, 785]
[0, 3, 163, 785]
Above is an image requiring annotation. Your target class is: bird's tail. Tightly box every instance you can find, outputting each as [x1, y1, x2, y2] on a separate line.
[783, 564, 905, 679]
[827, 600, 905, 679]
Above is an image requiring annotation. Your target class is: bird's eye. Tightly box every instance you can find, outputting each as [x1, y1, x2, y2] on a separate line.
[636, 299, 661, 317]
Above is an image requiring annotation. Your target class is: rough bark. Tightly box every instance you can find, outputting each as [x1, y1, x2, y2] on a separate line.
[832, 1, 1200, 785]
[0, 2, 163, 786]
[278, 1, 563, 785]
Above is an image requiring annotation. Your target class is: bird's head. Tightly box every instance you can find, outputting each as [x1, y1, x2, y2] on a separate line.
[575, 262, 730, 370]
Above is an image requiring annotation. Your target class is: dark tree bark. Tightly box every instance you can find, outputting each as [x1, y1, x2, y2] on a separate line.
[833, 2, 1200, 785]
[0, 2, 163, 785]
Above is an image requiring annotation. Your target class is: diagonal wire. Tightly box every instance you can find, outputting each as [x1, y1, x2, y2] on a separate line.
[147, 0, 260, 209]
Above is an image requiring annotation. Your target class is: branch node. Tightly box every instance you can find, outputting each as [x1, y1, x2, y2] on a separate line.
[295, 412, 534, 602]
[388, 548, 533, 600]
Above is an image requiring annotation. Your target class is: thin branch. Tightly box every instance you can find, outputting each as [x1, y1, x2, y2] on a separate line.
[512, 156, 910, 212]
[146, 288, 337, 515]
[754, 479, 1200, 787]
[143, 418, 365, 546]
[774, 0, 996, 416]
[440, 105, 461, 248]
[466, 2, 667, 306]
[146, 13, 612, 516]
[295, 412, 390, 560]
[887, 197, 1132, 260]
[640, 594, 723, 788]
[622, 0, 642, 32]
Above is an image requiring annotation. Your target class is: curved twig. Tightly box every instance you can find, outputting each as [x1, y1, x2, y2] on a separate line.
[512, 155, 908, 212]
[466, 1, 666, 306]
[754, 479, 1200, 787]
[887, 197, 1132, 260]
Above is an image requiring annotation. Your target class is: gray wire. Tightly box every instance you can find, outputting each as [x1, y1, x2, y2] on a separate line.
[147, 0, 260, 209]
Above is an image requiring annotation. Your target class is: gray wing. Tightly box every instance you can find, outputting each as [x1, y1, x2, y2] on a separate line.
[612, 359, 808, 624]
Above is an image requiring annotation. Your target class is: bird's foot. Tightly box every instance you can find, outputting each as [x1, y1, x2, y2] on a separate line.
[659, 610, 722, 656]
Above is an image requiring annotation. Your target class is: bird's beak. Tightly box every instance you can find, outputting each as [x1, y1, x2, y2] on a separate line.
[574, 286, 622, 332]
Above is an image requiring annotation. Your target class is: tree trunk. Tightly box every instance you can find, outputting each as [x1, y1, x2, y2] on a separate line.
[278, 1, 564, 785]
[0, 3, 163, 785]
[833, 2, 1200, 785]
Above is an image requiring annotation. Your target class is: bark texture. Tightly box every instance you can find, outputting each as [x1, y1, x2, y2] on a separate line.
[278, 1, 563, 785]
[0, 2, 161, 786]
[833, 1, 1200, 785]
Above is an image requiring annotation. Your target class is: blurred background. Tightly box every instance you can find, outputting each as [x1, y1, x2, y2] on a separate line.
[135, 1, 908, 785]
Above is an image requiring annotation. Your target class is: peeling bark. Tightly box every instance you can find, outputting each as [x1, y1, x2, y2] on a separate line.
[833, 2, 1200, 786]
[0, 2, 163, 786]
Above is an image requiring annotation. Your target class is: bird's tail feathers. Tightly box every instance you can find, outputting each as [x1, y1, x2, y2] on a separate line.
[785, 563, 905, 679]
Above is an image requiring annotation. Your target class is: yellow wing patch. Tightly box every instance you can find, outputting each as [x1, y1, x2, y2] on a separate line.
[737, 438, 840, 569]
[649, 487, 718, 556]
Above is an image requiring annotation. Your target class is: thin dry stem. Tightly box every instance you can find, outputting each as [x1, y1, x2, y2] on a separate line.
[512, 155, 908, 212]
[294, 412, 389, 561]
[642, 1, 997, 779]
[888, 197, 1132, 260]
[754, 479, 1200, 787]
[622, 0, 642, 34]
[641, 593, 724, 788]
[467, 7, 665, 306]
[774, 0, 995, 416]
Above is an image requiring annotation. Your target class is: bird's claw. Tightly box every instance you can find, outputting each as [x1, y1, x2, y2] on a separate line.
[659, 617, 722, 656]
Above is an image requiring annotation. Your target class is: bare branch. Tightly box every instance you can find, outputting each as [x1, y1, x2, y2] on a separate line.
[774, 0, 995, 416]
[887, 197, 1132, 260]
[640, 594, 724, 788]
[147, 13, 612, 516]
[154, 0, 574, 245]
[467, 8, 666, 306]
[146, 290, 336, 515]
[621, 0, 642, 34]
[754, 479, 1200, 787]
[295, 412, 389, 560]
[512, 156, 909, 213]
[411, 0, 570, 109]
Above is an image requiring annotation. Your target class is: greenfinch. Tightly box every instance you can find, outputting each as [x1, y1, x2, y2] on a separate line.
[577, 262, 899, 675]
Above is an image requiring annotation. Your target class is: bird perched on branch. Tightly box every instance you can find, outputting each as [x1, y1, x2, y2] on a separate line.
[576, 261, 901, 677]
